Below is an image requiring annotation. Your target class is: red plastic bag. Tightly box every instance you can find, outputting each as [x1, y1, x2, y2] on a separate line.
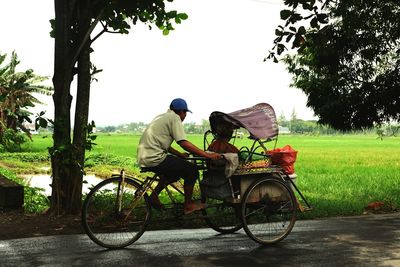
[268, 145, 298, 174]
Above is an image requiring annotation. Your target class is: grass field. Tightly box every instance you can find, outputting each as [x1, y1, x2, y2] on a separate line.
[16, 133, 400, 218]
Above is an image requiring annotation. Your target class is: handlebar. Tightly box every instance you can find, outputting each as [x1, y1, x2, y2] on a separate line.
[186, 156, 207, 161]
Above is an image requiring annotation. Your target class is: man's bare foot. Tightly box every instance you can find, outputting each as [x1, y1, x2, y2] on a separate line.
[184, 202, 206, 215]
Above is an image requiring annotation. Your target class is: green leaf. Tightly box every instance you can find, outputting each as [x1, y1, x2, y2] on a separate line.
[290, 13, 303, 23]
[166, 24, 175, 31]
[275, 29, 283, 36]
[298, 26, 306, 35]
[178, 13, 188, 20]
[162, 28, 169, 35]
[302, 2, 312, 11]
[39, 118, 48, 128]
[286, 33, 294, 42]
[155, 21, 163, 29]
[317, 14, 328, 24]
[280, 9, 292, 20]
[167, 10, 177, 19]
[49, 19, 55, 38]
[310, 17, 318, 29]
[277, 43, 286, 55]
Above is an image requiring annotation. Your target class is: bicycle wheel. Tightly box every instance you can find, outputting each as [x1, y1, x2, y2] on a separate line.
[201, 193, 242, 234]
[82, 176, 151, 248]
[241, 177, 297, 245]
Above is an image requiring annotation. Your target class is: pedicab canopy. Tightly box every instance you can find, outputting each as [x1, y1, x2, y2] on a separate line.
[209, 103, 279, 140]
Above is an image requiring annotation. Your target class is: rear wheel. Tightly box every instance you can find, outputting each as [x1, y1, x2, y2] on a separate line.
[82, 176, 151, 248]
[201, 193, 242, 234]
[241, 178, 296, 245]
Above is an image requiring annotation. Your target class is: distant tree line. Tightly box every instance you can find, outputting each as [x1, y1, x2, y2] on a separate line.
[96, 112, 399, 137]
[278, 110, 399, 136]
[97, 119, 211, 135]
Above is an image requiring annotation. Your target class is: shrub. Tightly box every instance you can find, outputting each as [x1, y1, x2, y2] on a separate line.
[0, 152, 49, 162]
[0, 129, 27, 152]
[85, 153, 137, 167]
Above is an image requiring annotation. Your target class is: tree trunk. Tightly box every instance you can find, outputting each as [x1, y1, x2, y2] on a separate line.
[52, 0, 99, 214]
[51, 0, 75, 214]
[70, 0, 92, 213]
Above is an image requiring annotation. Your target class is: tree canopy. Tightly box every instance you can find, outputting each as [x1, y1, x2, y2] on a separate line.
[269, 0, 400, 130]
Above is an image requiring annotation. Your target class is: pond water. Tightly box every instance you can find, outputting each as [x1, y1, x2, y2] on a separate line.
[21, 174, 105, 196]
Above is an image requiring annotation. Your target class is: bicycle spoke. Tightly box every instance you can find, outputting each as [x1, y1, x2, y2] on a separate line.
[82, 177, 151, 249]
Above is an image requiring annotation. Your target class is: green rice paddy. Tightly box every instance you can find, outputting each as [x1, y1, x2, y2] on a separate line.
[16, 133, 400, 218]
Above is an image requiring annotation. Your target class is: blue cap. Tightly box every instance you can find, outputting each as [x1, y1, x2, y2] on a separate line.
[170, 98, 192, 113]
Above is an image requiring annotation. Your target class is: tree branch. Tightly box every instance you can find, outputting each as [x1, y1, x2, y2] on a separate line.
[91, 20, 124, 44]
[69, 8, 104, 70]
[91, 27, 107, 44]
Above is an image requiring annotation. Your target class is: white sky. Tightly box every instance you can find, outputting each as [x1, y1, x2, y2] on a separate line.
[0, 0, 316, 126]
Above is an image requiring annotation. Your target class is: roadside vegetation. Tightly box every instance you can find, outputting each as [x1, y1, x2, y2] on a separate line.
[1, 133, 399, 220]
[0, 51, 52, 153]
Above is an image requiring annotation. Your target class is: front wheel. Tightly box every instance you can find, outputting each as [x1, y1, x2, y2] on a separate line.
[241, 177, 297, 245]
[82, 176, 151, 249]
[201, 193, 242, 234]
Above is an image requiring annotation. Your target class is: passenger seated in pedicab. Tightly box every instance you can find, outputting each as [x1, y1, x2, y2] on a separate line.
[207, 122, 240, 177]
[207, 122, 239, 154]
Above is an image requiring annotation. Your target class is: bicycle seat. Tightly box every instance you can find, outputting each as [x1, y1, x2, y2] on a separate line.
[140, 167, 155, 173]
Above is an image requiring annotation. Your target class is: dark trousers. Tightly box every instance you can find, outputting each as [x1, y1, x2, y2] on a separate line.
[147, 155, 199, 185]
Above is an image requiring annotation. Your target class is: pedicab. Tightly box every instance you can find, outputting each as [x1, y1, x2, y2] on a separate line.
[82, 103, 312, 248]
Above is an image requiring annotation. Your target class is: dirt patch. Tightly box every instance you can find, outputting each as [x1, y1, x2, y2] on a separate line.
[0, 209, 84, 240]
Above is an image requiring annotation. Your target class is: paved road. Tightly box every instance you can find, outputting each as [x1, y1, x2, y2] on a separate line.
[1, 213, 399, 267]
